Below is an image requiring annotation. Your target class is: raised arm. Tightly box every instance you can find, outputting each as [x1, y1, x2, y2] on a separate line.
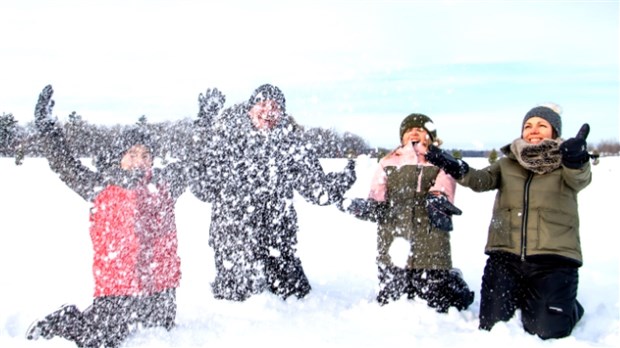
[35, 85, 102, 201]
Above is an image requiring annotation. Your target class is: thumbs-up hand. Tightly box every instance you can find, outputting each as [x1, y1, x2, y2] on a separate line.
[560, 123, 590, 169]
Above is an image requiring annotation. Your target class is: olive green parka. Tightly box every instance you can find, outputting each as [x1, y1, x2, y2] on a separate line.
[458, 144, 591, 264]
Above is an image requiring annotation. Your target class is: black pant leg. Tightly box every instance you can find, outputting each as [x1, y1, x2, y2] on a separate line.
[521, 264, 582, 339]
[265, 254, 311, 300]
[136, 289, 177, 330]
[376, 265, 410, 305]
[479, 253, 523, 331]
[80, 296, 135, 348]
[411, 269, 474, 313]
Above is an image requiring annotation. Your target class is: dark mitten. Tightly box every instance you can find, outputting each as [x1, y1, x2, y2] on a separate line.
[34, 84, 57, 133]
[196, 87, 226, 128]
[425, 144, 469, 179]
[426, 194, 462, 232]
[326, 159, 357, 196]
[337, 198, 387, 223]
[560, 123, 590, 169]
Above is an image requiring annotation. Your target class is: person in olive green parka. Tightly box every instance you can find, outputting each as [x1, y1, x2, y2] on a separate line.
[425, 104, 592, 340]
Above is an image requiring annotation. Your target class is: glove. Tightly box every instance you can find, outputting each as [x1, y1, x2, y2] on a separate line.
[341, 159, 357, 190]
[424, 143, 469, 179]
[337, 198, 387, 223]
[326, 159, 357, 195]
[34, 84, 57, 133]
[196, 87, 226, 128]
[426, 194, 462, 232]
[560, 123, 590, 169]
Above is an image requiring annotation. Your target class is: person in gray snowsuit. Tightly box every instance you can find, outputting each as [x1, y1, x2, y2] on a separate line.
[190, 84, 356, 301]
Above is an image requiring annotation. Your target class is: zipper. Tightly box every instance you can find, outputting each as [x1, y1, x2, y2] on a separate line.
[520, 172, 534, 261]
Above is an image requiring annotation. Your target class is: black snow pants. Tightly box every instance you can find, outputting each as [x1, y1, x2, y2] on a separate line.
[211, 245, 311, 301]
[376, 265, 474, 312]
[479, 252, 584, 339]
[36, 288, 176, 347]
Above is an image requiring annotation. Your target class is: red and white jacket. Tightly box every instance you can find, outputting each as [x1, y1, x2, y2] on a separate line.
[89, 177, 181, 297]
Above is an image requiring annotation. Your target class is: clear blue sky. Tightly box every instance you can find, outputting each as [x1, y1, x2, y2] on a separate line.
[1, 0, 618, 150]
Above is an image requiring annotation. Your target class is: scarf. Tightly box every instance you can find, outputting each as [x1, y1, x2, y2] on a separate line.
[510, 138, 562, 175]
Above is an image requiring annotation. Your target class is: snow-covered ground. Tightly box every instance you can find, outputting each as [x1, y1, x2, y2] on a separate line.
[1, 156, 618, 347]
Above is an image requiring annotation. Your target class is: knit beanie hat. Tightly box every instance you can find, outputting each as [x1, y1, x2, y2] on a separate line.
[95, 127, 154, 172]
[249, 84, 286, 113]
[399, 113, 437, 142]
[522, 106, 562, 138]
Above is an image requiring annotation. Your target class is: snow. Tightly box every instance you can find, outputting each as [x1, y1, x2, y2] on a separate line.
[1, 156, 618, 347]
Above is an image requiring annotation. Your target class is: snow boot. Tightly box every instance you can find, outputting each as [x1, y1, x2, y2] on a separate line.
[26, 304, 80, 340]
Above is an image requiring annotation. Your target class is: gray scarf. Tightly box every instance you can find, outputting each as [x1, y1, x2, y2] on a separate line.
[510, 138, 562, 174]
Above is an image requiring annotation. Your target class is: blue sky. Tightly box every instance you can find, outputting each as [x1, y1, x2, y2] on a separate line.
[1, 0, 618, 150]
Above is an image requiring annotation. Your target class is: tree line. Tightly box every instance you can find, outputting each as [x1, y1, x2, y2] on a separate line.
[0, 112, 380, 160]
[2, 112, 619, 163]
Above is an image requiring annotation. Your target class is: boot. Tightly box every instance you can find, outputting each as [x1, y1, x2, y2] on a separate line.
[26, 304, 80, 340]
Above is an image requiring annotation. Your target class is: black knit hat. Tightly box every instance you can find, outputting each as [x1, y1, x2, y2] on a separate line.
[95, 127, 154, 172]
[399, 113, 437, 141]
[249, 84, 286, 113]
[522, 106, 562, 138]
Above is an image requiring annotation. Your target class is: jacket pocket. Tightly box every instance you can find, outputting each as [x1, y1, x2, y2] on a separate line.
[536, 210, 578, 253]
[488, 208, 514, 248]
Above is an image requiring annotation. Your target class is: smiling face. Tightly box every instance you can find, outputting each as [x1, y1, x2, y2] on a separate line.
[120, 144, 153, 171]
[401, 127, 430, 147]
[248, 99, 282, 130]
[522, 117, 554, 144]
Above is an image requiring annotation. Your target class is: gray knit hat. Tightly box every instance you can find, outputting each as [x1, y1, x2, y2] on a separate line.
[522, 106, 562, 138]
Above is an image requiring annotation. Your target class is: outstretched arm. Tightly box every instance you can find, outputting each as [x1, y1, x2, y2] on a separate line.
[295, 155, 357, 206]
[35, 85, 101, 201]
[336, 197, 388, 223]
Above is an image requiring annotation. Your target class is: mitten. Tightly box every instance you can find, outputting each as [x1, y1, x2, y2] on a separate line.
[341, 159, 357, 190]
[426, 194, 462, 232]
[560, 123, 590, 169]
[326, 159, 357, 196]
[337, 198, 388, 223]
[34, 84, 57, 133]
[424, 143, 469, 179]
[196, 87, 226, 128]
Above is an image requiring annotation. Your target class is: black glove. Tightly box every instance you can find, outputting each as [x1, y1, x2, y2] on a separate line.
[34, 84, 57, 133]
[337, 198, 388, 223]
[326, 159, 357, 195]
[426, 194, 462, 232]
[341, 159, 357, 190]
[196, 87, 226, 128]
[560, 123, 590, 169]
[424, 143, 469, 179]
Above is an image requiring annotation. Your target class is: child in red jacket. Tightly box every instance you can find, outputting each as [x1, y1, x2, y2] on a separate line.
[26, 85, 187, 348]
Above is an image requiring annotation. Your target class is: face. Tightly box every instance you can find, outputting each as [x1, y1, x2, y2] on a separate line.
[120, 144, 153, 171]
[249, 99, 282, 130]
[522, 117, 554, 144]
[402, 127, 430, 146]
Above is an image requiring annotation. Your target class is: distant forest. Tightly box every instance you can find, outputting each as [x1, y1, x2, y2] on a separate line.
[1, 112, 619, 162]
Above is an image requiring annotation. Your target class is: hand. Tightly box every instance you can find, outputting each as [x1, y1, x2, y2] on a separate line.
[196, 87, 225, 127]
[560, 123, 590, 169]
[34, 84, 56, 133]
[424, 143, 469, 179]
[426, 194, 462, 232]
[338, 198, 387, 223]
[341, 159, 357, 189]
